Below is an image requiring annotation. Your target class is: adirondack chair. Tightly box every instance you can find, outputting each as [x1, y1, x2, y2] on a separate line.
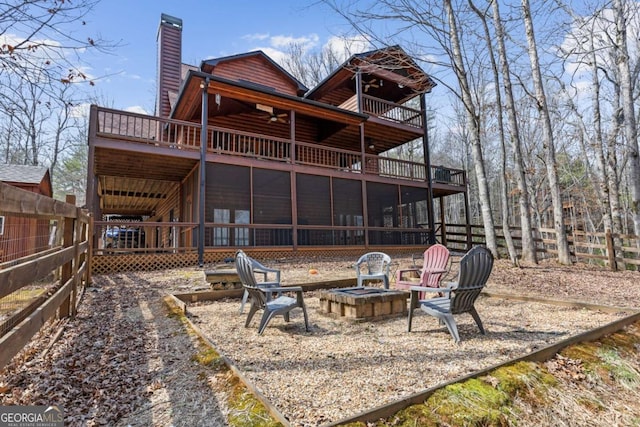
[238, 256, 281, 314]
[235, 250, 309, 335]
[395, 244, 450, 296]
[354, 252, 392, 289]
[407, 246, 494, 343]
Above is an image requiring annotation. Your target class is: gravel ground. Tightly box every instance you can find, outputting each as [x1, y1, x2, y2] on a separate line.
[1, 255, 639, 426]
[188, 292, 627, 426]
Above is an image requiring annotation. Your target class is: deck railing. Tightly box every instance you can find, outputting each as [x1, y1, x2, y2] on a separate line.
[361, 95, 423, 128]
[295, 141, 363, 172]
[96, 106, 202, 150]
[92, 106, 463, 184]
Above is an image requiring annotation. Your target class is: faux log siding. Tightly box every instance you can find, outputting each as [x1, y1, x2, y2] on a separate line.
[339, 95, 359, 112]
[212, 114, 291, 141]
[321, 86, 357, 107]
[212, 57, 300, 96]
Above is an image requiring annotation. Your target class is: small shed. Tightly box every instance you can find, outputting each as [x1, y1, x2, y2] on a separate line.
[0, 164, 53, 263]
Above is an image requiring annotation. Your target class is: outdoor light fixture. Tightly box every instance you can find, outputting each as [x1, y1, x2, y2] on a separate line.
[368, 144, 375, 150]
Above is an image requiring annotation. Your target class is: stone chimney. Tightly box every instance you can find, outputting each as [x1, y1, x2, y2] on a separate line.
[156, 14, 183, 118]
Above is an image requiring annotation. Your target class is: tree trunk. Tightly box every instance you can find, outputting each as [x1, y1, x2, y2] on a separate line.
[470, 0, 518, 264]
[490, 0, 536, 263]
[613, 0, 640, 235]
[444, 0, 498, 257]
[521, 0, 571, 264]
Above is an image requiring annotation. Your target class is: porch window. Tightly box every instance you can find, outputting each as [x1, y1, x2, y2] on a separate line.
[296, 174, 331, 245]
[208, 164, 250, 247]
[332, 178, 364, 245]
[213, 209, 230, 245]
[367, 182, 399, 245]
[254, 168, 291, 246]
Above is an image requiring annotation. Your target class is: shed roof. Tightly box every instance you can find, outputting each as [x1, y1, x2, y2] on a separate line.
[0, 164, 50, 185]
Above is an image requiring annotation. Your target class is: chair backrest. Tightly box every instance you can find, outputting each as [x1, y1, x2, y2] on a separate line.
[235, 250, 268, 307]
[420, 244, 450, 287]
[449, 246, 493, 315]
[357, 252, 391, 274]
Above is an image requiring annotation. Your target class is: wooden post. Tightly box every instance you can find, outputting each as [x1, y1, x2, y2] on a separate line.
[440, 197, 447, 246]
[59, 195, 76, 318]
[606, 229, 617, 271]
[86, 214, 93, 286]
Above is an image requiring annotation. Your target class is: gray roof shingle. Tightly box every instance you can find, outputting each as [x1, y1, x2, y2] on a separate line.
[0, 164, 49, 185]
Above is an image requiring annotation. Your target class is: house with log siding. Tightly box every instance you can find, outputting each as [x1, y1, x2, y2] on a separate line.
[86, 13, 470, 272]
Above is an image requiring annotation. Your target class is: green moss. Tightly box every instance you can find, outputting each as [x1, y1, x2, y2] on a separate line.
[598, 348, 640, 389]
[427, 378, 513, 426]
[601, 331, 640, 354]
[384, 405, 437, 427]
[228, 383, 283, 427]
[600, 330, 640, 357]
[192, 347, 226, 370]
[560, 342, 602, 364]
[488, 361, 556, 405]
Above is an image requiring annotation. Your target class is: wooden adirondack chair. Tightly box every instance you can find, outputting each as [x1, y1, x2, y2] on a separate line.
[238, 256, 281, 314]
[407, 246, 494, 343]
[354, 252, 392, 289]
[395, 244, 450, 295]
[235, 250, 309, 335]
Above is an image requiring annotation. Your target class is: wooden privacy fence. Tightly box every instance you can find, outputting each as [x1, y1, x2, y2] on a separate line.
[439, 222, 639, 271]
[0, 182, 91, 369]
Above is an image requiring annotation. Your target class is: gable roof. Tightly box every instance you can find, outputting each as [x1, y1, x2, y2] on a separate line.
[0, 164, 50, 185]
[200, 50, 308, 96]
[305, 45, 436, 100]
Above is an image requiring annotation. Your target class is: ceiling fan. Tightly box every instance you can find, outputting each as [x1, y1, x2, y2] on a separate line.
[256, 103, 288, 123]
[364, 77, 384, 93]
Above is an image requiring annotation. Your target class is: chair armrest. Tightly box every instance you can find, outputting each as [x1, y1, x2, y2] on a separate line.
[396, 267, 421, 281]
[266, 286, 303, 293]
[256, 281, 280, 288]
[253, 264, 281, 282]
[409, 285, 453, 294]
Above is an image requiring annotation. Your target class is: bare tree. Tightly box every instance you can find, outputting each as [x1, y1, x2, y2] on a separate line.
[281, 37, 362, 88]
[612, 0, 640, 235]
[521, 0, 571, 264]
[468, 0, 518, 264]
[321, 0, 499, 255]
[0, 0, 110, 89]
[489, 0, 538, 263]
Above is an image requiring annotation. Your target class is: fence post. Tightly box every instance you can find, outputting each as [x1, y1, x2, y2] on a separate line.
[59, 195, 76, 318]
[605, 229, 617, 271]
[86, 214, 93, 286]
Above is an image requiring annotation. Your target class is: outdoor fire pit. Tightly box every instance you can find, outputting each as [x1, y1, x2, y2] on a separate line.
[318, 286, 409, 320]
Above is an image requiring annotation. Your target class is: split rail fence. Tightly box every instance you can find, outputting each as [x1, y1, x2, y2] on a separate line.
[440, 223, 640, 270]
[0, 182, 91, 369]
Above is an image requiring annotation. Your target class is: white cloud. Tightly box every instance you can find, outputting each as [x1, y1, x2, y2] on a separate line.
[256, 47, 289, 65]
[242, 33, 270, 42]
[270, 34, 319, 49]
[324, 34, 371, 62]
